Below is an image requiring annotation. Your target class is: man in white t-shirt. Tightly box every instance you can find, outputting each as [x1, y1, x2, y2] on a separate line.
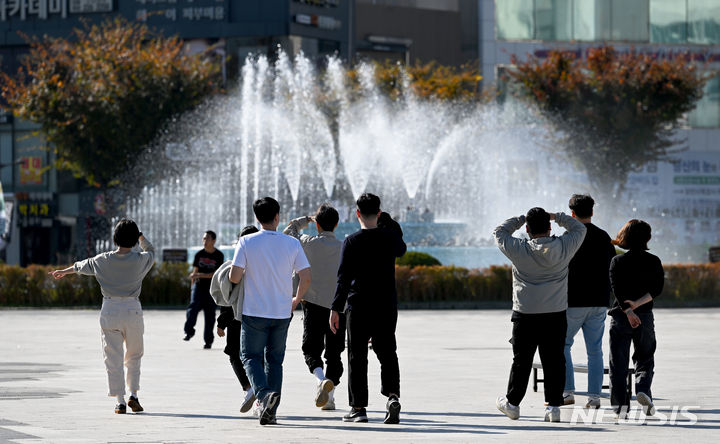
[230, 197, 312, 426]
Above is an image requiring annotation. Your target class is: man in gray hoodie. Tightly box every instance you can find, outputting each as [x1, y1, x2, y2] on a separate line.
[493, 208, 586, 422]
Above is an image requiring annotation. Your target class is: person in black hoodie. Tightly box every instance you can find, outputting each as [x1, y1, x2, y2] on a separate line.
[608, 219, 664, 418]
[330, 193, 406, 424]
[216, 225, 259, 415]
[563, 194, 616, 409]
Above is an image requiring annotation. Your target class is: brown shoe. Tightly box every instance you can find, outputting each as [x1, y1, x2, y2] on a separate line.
[115, 404, 126, 414]
[128, 396, 144, 413]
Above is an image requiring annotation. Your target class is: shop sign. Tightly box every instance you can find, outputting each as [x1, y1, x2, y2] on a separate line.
[19, 156, 44, 185]
[0, 0, 113, 21]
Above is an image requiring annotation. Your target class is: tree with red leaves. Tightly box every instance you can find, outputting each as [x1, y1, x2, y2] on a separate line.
[509, 47, 708, 198]
[0, 18, 220, 187]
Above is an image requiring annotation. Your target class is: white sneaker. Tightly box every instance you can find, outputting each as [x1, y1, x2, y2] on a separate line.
[585, 396, 601, 409]
[496, 396, 520, 420]
[240, 389, 256, 413]
[321, 388, 336, 410]
[544, 406, 561, 422]
[315, 379, 334, 407]
[321, 398, 336, 410]
[251, 401, 262, 418]
[636, 392, 656, 416]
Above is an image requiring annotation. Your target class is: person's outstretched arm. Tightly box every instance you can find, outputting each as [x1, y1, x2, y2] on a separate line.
[49, 266, 76, 279]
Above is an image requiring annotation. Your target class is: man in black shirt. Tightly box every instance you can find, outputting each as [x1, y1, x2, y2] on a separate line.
[563, 195, 616, 409]
[184, 230, 224, 349]
[330, 193, 406, 424]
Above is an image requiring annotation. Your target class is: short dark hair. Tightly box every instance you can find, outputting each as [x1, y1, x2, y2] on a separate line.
[239, 225, 259, 239]
[204, 230, 217, 241]
[113, 219, 140, 248]
[525, 207, 550, 236]
[357, 193, 381, 217]
[614, 219, 651, 250]
[569, 194, 594, 218]
[253, 197, 280, 224]
[315, 204, 339, 232]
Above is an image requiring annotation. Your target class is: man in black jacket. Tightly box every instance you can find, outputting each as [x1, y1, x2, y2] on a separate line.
[330, 193, 406, 424]
[563, 194, 616, 409]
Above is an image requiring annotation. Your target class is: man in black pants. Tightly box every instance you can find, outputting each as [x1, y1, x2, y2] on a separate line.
[184, 230, 224, 349]
[283, 204, 344, 410]
[330, 193, 406, 424]
[493, 208, 586, 422]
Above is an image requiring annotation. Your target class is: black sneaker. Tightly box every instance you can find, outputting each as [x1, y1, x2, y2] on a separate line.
[114, 403, 126, 414]
[260, 392, 280, 425]
[128, 396, 144, 413]
[183, 334, 193, 341]
[203, 343, 212, 349]
[384, 396, 401, 424]
[343, 407, 368, 423]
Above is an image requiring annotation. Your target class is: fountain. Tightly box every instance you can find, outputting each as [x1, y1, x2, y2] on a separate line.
[122, 50, 709, 266]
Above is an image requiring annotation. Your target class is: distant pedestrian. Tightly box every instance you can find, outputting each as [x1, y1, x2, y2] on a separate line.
[493, 208, 586, 422]
[49, 219, 155, 414]
[283, 204, 343, 411]
[331, 193, 407, 424]
[230, 197, 312, 425]
[609, 219, 664, 418]
[184, 230, 224, 349]
[215, 225, 259, 414]
[563, 194, 616, 409]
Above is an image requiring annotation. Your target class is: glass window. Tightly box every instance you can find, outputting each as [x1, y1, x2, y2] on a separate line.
[611, 0, 649, 41]
[689, 75, 720, 128]
[573, 0, 611, 40]
[535, 0, 573, 40]
[496, 0, 534, 40]
[688, 0, 720, 44]
[651, 0, 688, 43]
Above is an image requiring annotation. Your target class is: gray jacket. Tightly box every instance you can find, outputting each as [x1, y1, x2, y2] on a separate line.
[493, 212, 587, 314]
[210, 259, 245, 320]
[283, 216, 342, 309]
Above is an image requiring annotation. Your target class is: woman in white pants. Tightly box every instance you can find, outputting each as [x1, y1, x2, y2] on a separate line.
[50, 219, 155, 414]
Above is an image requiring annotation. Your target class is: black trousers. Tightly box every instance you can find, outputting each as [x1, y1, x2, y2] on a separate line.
[302, 301, 346, 386]
[506, 310, 567, 407]
[184, 284, 216, 345]
[224, 319, 251, 390]
[609, 311, 656, 410]
[346, 308, 400, 408]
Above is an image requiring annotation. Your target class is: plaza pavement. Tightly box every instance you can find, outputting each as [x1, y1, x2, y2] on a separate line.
[0, 308, 718, 443]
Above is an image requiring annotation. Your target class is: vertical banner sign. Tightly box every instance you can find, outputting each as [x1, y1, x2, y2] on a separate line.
[19, 156, 43, 185]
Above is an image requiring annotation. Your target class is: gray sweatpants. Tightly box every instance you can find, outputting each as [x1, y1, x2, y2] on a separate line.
[100, 297, 144, 396]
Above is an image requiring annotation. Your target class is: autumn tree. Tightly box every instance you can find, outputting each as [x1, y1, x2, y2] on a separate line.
[348, 60, 483, 102]
[0, 18, 220, 187]
[508, 47, 707, 198]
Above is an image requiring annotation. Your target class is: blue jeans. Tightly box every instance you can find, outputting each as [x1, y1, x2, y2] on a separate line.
[564, 306, 607, 396]
[240, 315, 291, 407]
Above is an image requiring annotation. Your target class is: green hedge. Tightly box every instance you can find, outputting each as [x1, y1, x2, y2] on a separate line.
[1, 262, 719, 308]
[396, 251, 442, 267]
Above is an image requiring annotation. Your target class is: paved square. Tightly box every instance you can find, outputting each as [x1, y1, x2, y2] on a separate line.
[0, 309, 718, 443]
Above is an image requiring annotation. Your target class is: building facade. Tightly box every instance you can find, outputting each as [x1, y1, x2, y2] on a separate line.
[0, 0, 353, 265]
[481, 0, 720, 256]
